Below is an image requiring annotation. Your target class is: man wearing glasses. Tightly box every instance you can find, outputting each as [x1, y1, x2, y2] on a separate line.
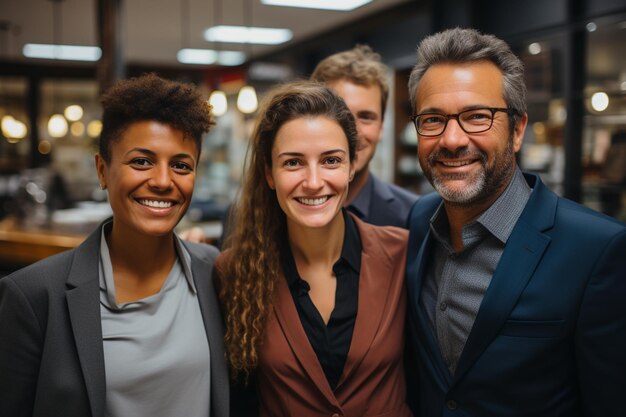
[405, 28, 626, 416]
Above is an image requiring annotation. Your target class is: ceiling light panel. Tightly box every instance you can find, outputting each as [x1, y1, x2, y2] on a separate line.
[23, 44, 102, 61]
[177, 49, 246, 65]
[204, 26, 293, 45]
[260, 0, 372, 11]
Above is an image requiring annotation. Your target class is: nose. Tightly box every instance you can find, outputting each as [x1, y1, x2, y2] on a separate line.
[303, 165, 323, 191]
[148, 164, 173, 191]
[438, 118, 470, 151]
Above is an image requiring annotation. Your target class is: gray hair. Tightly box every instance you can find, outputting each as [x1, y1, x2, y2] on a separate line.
[408, 28, 527, 121]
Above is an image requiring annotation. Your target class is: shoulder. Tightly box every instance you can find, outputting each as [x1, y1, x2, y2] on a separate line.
[184, 241, 220, 264]
[408, 192, 441, 223]
[554, 197, 626, 242]
[352, 214, 408, 253]
[371, 174, 419, 207]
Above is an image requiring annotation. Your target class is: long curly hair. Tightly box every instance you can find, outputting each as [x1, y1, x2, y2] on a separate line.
[220, 81, 358, 382]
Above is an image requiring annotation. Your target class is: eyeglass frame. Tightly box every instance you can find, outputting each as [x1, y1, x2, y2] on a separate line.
[409, 107, 518, 137]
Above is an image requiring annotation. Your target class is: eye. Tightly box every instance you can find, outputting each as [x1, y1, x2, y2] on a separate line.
[323, 156, 342, 166]
[283, 158, 302, 168]
[129, 157, 152, 168]
[172, 161, 194, 173]
[463, 110, 492, 123]
[421, 114, 445, 124]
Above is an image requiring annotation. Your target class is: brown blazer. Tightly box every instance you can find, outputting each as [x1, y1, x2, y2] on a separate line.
[249, 216, 412, 417]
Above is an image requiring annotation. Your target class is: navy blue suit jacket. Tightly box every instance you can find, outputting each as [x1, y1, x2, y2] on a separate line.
[405, 173, 626, 416]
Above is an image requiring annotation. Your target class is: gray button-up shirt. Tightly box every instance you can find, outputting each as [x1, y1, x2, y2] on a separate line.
[421, 168, 531, 374]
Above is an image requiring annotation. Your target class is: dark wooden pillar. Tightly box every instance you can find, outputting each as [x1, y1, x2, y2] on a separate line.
[97, 0, 125, 93]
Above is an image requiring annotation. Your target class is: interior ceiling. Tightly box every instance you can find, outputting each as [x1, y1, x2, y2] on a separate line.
[0, 0, 412, 66]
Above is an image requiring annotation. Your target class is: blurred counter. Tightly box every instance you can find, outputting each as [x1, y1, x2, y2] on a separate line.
[0, 216, 88, 268]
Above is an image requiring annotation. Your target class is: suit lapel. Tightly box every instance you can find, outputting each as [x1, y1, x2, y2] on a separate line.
[407, 230, 453, 389]
[273, 275, 338, 405]
[66, 225, 106, 417]
[186, 243, 229, 417]
[338, 243, 390, 387]
[452, 174, 556, 384]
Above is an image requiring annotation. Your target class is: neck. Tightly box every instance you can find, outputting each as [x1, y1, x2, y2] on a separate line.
[287, 213, 344, 267]
[346, 168, 369, 205]
[106, 223, 177, 278]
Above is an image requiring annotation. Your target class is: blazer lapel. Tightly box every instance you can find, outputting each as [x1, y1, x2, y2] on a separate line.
[65, 225, 106, 417]
[452, 174, 556, 385]
[407, 230, 453, 389]
[338, 247, 391, 387]
[273, 276, 338, 406]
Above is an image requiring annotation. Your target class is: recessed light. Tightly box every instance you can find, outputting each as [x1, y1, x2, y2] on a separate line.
[261, 0, 372, 11]
[204, 26, 292, 45]
[177, 49, 246, 66]
[23, 44, 102, 61]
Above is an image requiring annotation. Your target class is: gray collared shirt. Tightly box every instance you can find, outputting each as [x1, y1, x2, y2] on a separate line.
[99, 223, 211, 417]
[421, 168, 531, 374]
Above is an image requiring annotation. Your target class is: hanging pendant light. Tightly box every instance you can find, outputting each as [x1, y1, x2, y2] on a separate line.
[236, 0, 258, 114]
[209, 90, 228, 116]
[237, 85, 258, 114]
[47, 0, 68, 139]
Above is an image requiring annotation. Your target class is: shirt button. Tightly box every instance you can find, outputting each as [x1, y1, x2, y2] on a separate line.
[439, 302, 448, 311]
[447, 400, 457, 410]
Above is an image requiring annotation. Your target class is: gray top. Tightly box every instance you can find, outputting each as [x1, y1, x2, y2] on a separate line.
[98, 223, 211, 417]
[421, 168, 531, 374]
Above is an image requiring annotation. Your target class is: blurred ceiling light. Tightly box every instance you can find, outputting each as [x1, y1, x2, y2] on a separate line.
[70, 121, 85, 136]
[177, 48, 246, 66]
[38, 140, 52, 155]
[87, 120, 103, 138]
[621, 81, 626, 91]
[209, 91, 228, 116]
[261, 0, 372, 10]
[586, 22, 597, 32]
[23, 44, 102, 61]
[237, 86, 258, 114]
[591, 92, 609, 112]
[204, 25, 292, 45]
[2, 115, 28, 141]
[528, 42, 542, 55]
[64, 104, 83, 121]
[48, 114, 68, 137]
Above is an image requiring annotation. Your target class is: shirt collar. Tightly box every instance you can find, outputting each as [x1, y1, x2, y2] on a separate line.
[347, 173, 374, 220]
[98, 220, 197, 302]
[282, 210, 362, 288]
[430, 167, 532, 247]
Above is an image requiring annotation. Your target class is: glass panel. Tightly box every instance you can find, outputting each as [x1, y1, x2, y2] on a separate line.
[582, 14, 626, 222]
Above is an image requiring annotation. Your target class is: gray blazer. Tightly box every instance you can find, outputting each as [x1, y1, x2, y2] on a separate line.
[0, 221, 229, 417]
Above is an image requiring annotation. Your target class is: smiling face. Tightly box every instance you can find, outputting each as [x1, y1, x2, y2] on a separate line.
[96, 120, 198, 240]
[265, 116, 354, 233]
[327, 79, 383, 175]
[415, 61, 527, 207]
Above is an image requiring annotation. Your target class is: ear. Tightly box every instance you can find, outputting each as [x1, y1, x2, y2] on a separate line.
[265, 165, 275, 190]
[512, 113, 528, 153]
[95, 153, 107, 189]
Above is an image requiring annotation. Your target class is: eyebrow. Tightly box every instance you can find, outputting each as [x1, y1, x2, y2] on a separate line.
[277, 149, 347, 158]
[417, 104, 499, 114]
[125, 147, 195, 160]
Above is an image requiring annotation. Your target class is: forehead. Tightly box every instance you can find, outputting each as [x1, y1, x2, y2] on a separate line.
[327, 79, 382, 111]
[415, 61, 506, 112]
[273, 116, 348, 154]
[113, 120, 197, 155]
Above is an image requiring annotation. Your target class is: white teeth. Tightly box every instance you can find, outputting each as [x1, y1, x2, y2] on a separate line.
[442, 160, 473, 167]
[298, 196, 329, 206]
[139, 199, 173, 208]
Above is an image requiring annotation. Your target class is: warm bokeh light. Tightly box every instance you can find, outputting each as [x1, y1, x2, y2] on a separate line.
[209, 91, 228, 116]
[64, 104, 84, 121]
[591, 92, 609, 112]
[71, 121, 85, 136]
[237, 86, 258, 114]
[87, 120, 103, 138]
[38, 140, 52, 154]
[48, 114, 68, 137]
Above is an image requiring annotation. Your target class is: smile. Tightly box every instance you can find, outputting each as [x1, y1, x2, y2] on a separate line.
[439, 160, 475, 167]
[138, 199, 174, 208]
[296, 196, 329, 206]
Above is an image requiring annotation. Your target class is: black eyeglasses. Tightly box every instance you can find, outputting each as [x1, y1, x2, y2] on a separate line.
[410, 107, 516, 137]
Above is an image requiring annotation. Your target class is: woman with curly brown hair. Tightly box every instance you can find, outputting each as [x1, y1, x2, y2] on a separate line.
[217, 80, 412, 417]
[0, 74, 229, 417]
